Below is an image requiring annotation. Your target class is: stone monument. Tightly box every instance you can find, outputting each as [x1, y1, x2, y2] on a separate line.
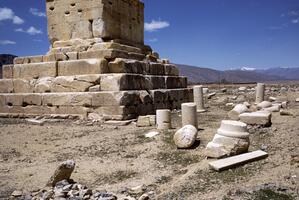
[0, 0, 192, 120]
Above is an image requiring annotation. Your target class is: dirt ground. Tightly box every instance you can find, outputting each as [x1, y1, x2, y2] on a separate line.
[0, 84, 298, 200]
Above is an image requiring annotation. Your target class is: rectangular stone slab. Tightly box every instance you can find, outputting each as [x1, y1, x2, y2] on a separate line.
[239, 111, 271, 126]
[209, 150, 268, 171]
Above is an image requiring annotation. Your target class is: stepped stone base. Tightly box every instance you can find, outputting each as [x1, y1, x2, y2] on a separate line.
[1, 38, 190, 120]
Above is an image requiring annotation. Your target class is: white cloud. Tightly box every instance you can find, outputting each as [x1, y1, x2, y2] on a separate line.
[15, 26, 43, 35]
[148, 38, 158, 42]
[289, 11, 298, 16]
[29, 8, 46, 17]
[145, 19, 170, 32]
[0, 7, 24, 24]
[292, 19, 299, 24]
[0, 40, 16, 45]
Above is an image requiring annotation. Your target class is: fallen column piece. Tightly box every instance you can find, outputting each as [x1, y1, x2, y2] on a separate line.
[228, 104, 249, 120]
[205, 120, 250, 158]
[239, 111, 272, 126]
[181, 103, 198, 129]
[173, 125, 198, 148]
[255, 83, 265, 103]
[209, 150, 268, 171]
[156, 109, 171, 130]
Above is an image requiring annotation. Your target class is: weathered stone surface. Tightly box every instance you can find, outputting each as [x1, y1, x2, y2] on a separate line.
[156, 109, 171, 130]
[43, 93, 92, 106]
[137, 115, 156, 127]
[205, 120, 250, 158]
[206, 134, 250, 158]
[209, 150, 268, 171]
[174, 125, 198, 148]
[58, 59, 108, 76]
[47, 160, 75, 187]
[13, 79, 35, 93]
[257, 101, 272, 109]
[228, 104, 248, 120]
[2, 64, 14, 79]
[239, 111, 272, 126]
[0, 79, 13, 93]
[13, 62, 57, 79]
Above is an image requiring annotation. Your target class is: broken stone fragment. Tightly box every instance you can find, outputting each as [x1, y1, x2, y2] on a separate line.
[174, 125, 198, 148]
[137, 115, 156, 127]
[47, 160, 75, 187]
[239, 111, 272, 126]
[257, 101, 272, 109]
[205, 120, 250, 158]
[228, 104, 248, 120]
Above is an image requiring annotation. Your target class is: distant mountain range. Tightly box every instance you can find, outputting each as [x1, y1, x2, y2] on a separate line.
[177, 64, 299, 84]
[0, 54, 16, 78]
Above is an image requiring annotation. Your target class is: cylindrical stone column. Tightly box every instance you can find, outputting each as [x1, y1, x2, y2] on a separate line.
[256, 83, 265, 103]
[182, 103, 198, 129]
[156, 109, 171, 130]
[193, 85, 205, 111]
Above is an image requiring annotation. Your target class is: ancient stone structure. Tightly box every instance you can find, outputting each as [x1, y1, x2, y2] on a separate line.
[174, 125, 198, 148]
[256, 83, 265, 103]
[156, 109, 171, 130]
[228, 104, 249, 120]
[181, 103, 198, 129]
[193, 85, 205, 112]
[0, 0, 192, 120]
[205, 120, 250, 158]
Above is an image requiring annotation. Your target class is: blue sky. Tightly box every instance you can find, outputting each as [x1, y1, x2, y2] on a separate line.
[0, 0, 299, 70]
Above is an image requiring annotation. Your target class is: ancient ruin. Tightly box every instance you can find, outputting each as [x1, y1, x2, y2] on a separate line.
[0, 0, 191, 120]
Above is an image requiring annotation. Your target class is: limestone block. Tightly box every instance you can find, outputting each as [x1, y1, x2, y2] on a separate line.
[108, 58, 144, 74]
[23, 94, 42, 106]
[78, 49, 129, 60]
[228, 104, 249, 120]
[91, 92, 123, 106]
[164, 64, 179, 76]
[89, 85, 101, 92]
[43, 93, 92, 106]
[14, 57, 25, 64]
[239, 111, 272, 126]
[166, 77, 187, 89]
[66, 52, 78, 60]
[0, 95, 6, 106]
[0, 79, 13, 93]
[149, 63, 165, 75]
[100, 74, 150, 91]
[174, 125, 198, 148]
[23, 106, 52, 115]
[137, 115, 156, 127]
[91, 42, 143, 54]
[51, 75, 101, 92]
[263, 104, 281, 112]
[58, 59, 108, 76]
[13, 79, 35, 93]
[147, 76, 165, 89]
[71, 20, 93, 39]
[94, 105, 136, 120]
[128, 52, 146, 61]
[2, 64, 14, 79]
[5, 94, 23, 106]
[13, 62, 57, 79]
[27, 55, 43, 63]
[34, 77, 54, 93]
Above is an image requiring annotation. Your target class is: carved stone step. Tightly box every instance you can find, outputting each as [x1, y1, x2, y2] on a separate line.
[0, 74, 187, 93]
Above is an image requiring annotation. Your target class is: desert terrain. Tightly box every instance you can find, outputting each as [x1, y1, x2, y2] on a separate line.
[0, 83, 298, 200]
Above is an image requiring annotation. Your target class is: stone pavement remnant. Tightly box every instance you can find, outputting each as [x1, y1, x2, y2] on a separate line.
[209, 150, 268, 171]
[0, 0, 191, 120]
[173, 125, 198, 148]
[205, 120, 250, 158]
[181, 103, 198, 129]
[156, 109, 171, 130]
[256, 83, 265, 103]
[193, 85, 206, 112]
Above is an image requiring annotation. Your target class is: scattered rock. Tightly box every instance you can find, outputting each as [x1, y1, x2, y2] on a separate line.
[280, 110, 294, 116]
[87, 113, 103, 122]
[26, 119, 45, 126]
[228, 104, 249, 120]
[173, 125, 198, 148]
[145, 131, 159, 138]
[11, 190, 23, 197]
[257, 101, 272, 109]
[269, 97, 277, 102]
[207, 92, 216, 99]
[137, 115, 156, 127]
[47, 160, 75, 187]
[105, 120, 133, 126]
[239, 111, 272, 127]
